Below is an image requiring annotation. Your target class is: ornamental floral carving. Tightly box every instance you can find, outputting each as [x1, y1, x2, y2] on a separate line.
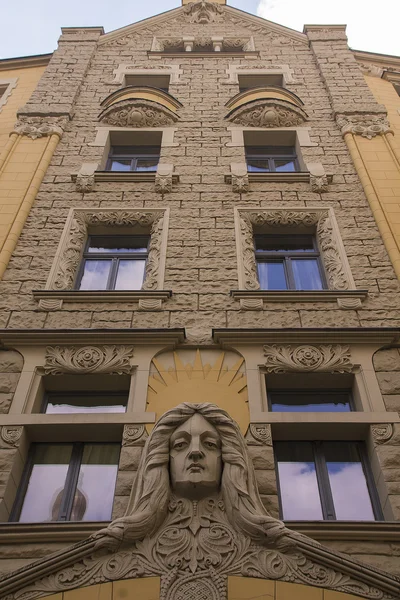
[232, 173, 249, 193]
[0, 426, 23, 448]
[14, 116, 68, 139]
[183, 0, 224, 23]
[49, 209, 165, 292]
[263, 345, 353, 373]
[99, 99, 178, 127]
[228, 99, 307, 128]
[372, 424, 394, 445]
[336, 113, 392, 139]
[237, 209, 352, 292]
[44, 346, 134, 375]
[75, 174, 95, 193]
[310, 174, 328, 193]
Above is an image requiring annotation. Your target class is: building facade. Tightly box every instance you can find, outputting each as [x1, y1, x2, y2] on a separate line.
[0, 1, 399, 599]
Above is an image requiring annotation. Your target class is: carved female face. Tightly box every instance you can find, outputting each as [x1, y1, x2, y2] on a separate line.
[169, 413, 222, 499]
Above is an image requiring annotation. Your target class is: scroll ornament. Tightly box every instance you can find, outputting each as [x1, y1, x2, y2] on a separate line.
[0, 426, 23, 448]
[44, 345, 134, 375]
[123, 425, 147, 447]
[336, 113, 392, 139]
[14, 116, 68, 139]
[372, 424, 394, 445]
[263, 344, 353, 373]
[99, 99, 178, 128]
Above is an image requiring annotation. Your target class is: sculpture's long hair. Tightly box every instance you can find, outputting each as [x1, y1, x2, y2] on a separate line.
[111, 403, 289, 547]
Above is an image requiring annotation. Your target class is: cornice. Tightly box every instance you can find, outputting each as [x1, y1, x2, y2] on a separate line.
[0, 53, 52, 71]
[0, 328, 186, 347]
[213, 328, 400, 346]
[353, 48, 400, 70]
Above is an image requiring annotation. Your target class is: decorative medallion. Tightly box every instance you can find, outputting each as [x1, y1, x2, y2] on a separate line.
[44, 345, 134, 375]
[263, 344, 353, 373]
[0, 426, 23, 448]
[371, 424, 394, 445]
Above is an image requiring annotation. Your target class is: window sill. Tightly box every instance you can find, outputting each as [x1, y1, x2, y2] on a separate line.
[286, 521, 400, 541]
[231, 289, 368, 310]
[71, 172, 180, 184]
[225, 173, 333, 184]
[33, 290, 172, 311]
[0, 522, 108, 544]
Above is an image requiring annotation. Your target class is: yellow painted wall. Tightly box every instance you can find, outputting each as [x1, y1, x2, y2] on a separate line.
[0, 65, 46, 152]
[38, 578, 367, 600]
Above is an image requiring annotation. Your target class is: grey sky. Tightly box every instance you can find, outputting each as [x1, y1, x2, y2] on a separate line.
[1, 0, 398, 61]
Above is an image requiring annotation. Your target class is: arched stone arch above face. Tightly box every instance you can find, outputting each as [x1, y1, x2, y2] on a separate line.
[98, 98, 180, 127]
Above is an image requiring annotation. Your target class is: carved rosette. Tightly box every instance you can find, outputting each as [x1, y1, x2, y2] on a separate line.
[310, 174, 328, 193]
[123, 425, 147, 447]
[51, 209, 165, 291]
[336, 113, 392, 139]
[263, 345, 353, 373]
[75, 174, 95, 193]
[0, 426, 23, 448]
[14, 116, 68, 139]
[183, 0, 224, 23]
[44, 345, 134, 375]
[238, 209, 351, 292]
[99, 99, 178, 127]
[155, 174, 173, 195]
[227, 99, 307, 128]
[232, 174, 249, 194]
[371, 424, 394, 445]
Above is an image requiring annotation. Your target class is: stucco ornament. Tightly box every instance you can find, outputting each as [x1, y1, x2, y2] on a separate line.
[371, 424, 394, 445]
[99, 99, 178, 127]
[44, 345, 134, 375]
[228, 100, 307, 127]
[5, 404, 399, 600]
[310, 174, 328, 193]
[0, 426, 23, 448]
[336, 113, 392, 139]
[75, 173, 95, 193]
[14, 116, 68, 139]
[183, 1, 224, 24]
[263, 345, 353, 373]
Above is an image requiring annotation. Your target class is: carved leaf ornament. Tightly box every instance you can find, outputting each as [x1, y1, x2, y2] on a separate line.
[99, 99, 178, 127]
[227, 99, 307, 128]
[238, 210, 351, 291]
[263, 345, 353, 373]
[44, 346, 134, 375]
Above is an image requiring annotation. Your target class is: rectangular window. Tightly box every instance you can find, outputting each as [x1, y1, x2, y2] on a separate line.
[106, 145, 160, 173]
[268, 389, 352, 412]
[238, 74, 284, 92]
[43, 391, 128, 414]
[275, 441, 382, 521]
[246, 146, 299, 173]
[125, 74, 170, 92]
[12, 443, 120, 523]
[77, 235, 149, 291]
[0, 85, 7, 99]
[254, 234, 325, 291]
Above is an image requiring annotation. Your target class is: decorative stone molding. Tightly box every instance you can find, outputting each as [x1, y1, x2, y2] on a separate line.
[235, 208, 356, 294]
[14, 116, 68, 139]
[74, 163, 98, 193]
[138, 298, 163, 311]
[225, 65, 295, 85]
[122, 424, 147, 447]
[0, 78, 18, 112]
[263, 344, 353, 373]
[155, 164, 174, 195]
[247, 424, 272, 446]
[0, 426, 23, 448]
[98, 99, 178, 127]
[227, 99, 307, 127]
[372, 424, 394, 445]
[307, 162, 329, 193]
[230, 163, 249, 193]
[358, 62, 384, 78]
[38, 298, 63, 311]
[111, 64, 182, 85]
[151, 36, 254, 53]
[336, 113, 392, 139]
[337, 297, 363, 310]
[44, 346, 134, 375]
[44, 208, 168, 294]
[183, 0, 224, 23]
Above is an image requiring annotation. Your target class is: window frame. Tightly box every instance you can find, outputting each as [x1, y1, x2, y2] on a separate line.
[254, 233, 327, 291]
[274, 440, 384, 521]
[10, 442, 121, 523]
[75, 234, 150, 292]
[41, 390, 129, 414]
[106, 145, 160, 173]
[245, 145, 300, 173]
[267, 388, 354, 413]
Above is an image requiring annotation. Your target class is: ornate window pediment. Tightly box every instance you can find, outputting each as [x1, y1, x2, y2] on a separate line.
[226, 87, 307, 127]
[151, 36, 255, 53]
[98, 88, 182, 128]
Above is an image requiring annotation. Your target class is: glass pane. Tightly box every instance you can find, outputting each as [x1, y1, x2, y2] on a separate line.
[270, 391, 352, 413]
[246, 158, 270, 172]
[275, 442, 323, 520]
[71, 444, 120, 522]
[88, 236, 149, 254]
[275, 159, 296, 172]
[246, 146, 295, 156]
[114, 259, 146, 290]
[45, 393, 127, 414]
[135, 158, 159, 172]
[109, 159, 131, 172]
[292, 259, 323, 290]
[324, 442, 376, 520]
[18, 445, 73, 522]
[255, 235, 314, 252]
[78, 260, 112, 291]
[111, 146, 160, 155]
[257, 261, 287, 290]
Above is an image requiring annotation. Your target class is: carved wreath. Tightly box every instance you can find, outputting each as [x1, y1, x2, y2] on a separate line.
[227, 99, 307, 128]
[238, 210, 351, 291]
[50, 210, 165, 291]
[263, 345, 353, 373]
[44, 346, 134, 375]
[99, 99, 178, 127]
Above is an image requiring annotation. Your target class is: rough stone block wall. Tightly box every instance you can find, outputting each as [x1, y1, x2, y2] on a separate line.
[0, 351, 23, 415]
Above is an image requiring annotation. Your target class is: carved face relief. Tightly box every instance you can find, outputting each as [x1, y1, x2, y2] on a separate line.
[170, 413, 222, 499]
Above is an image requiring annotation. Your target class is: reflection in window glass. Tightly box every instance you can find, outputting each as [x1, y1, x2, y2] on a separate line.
[115, 259, 146, 290]
[269, 390, 352, 412]
[257, 261, 287, 290]
[71, 444, 120, 522]
[324, 442, 375, 520]
[110, 159, 131, 172]
[275, 442, 323, 520]
[45, 393, 127, 414]
[79, 260, 112, 290]
[292, 259, 323, 290]
[18, 445, 73, 523]
[275, 159, 296, 172]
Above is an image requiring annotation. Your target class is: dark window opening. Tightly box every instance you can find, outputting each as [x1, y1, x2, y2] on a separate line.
[43, 391, 128, 414]
[246, 145, 299, 173]
[238, 74, 284, 92]
[106, 145, 160, 173]
[124, 74, 170, 93]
